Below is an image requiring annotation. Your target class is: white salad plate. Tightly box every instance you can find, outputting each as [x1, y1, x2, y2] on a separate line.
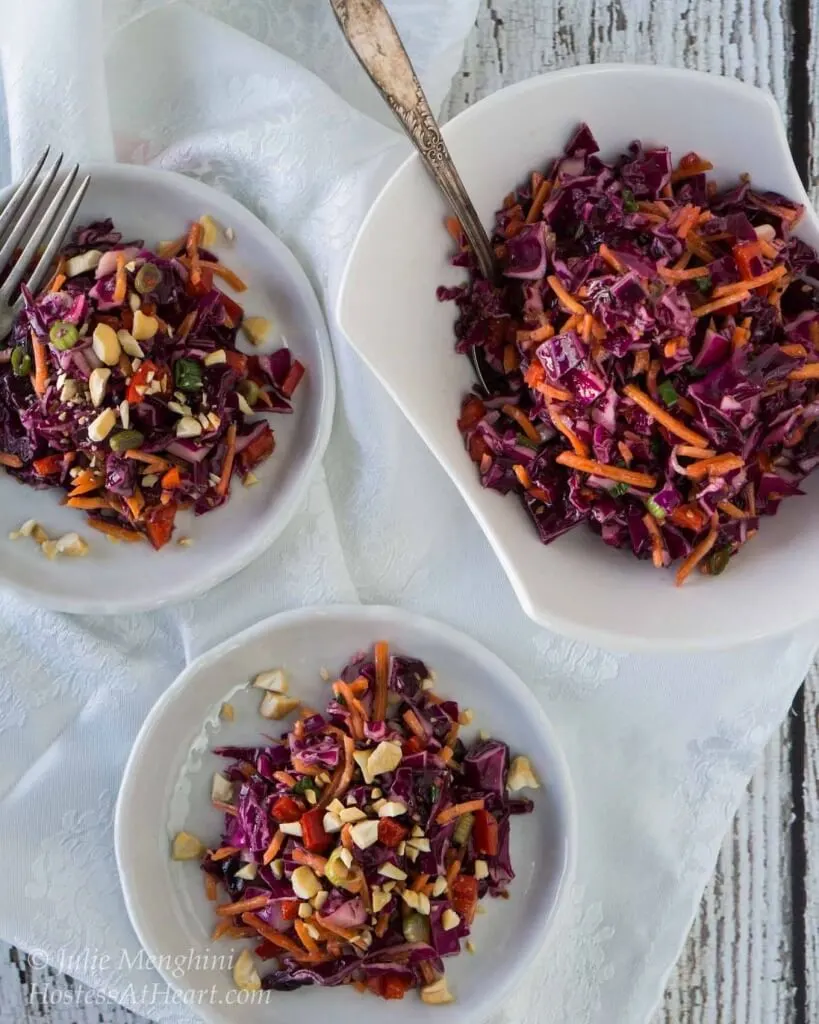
[337, 64, 819, 652]
[115, 604, 576, 1024]
[0, 164, 335, 614]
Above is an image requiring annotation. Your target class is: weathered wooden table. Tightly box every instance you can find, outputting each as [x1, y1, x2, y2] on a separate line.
[2, 1, 817, 1021]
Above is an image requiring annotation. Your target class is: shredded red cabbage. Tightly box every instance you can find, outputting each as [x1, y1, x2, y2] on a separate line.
[440, 125, 819, 583]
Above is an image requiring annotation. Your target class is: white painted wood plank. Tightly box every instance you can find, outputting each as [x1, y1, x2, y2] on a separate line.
[448, 4, 798, 1024]
[803, 668, 819, 1024]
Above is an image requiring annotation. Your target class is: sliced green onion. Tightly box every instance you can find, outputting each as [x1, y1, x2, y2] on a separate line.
[452, 812, 474, 847]
[695, 275, 713, 294]
[49, 321, 78, 351]
[622, 188, 639, 214]
[707, 547, 731, 576]
[238, 379, 260, 406]
[610, 481, 630, 498]
[658, 380, 679, 407]
[174, 358, 203, 391]
[291, 776, 315, 796]
[11, 346, 31, 377]
[134, 263, 163, 295]
[109, 429, 145, 452]
[645, 497, 666, 521]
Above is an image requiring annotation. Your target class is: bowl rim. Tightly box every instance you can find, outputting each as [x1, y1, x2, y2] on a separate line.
[0, 161, 336, 614]
[337, 63, 816, 653]
[115, 602, 578, 1022]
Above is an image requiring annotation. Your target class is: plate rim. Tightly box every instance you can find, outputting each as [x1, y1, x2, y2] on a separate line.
[0, 161, 336, 614]
[115, 602, 578, 1023]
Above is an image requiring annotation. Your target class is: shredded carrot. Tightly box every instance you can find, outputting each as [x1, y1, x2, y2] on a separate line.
[161, 466, 181, 490]
[157, 235, 185, 259]
[540, 382, 573, 401]
[504, 219, 524, 239]
[513, 464, 532, 488]
[212, 800, 237, 815]
[633, 350, 650, 375]
[718, 500, 748, 520]
[68, 470, 101, 497]
[210, 846, 241, 862]
[676, 445, 716, 459]
[555, 451, 656, 489]
[204, 260, 248, 293]
[518, 322, 555, 344]
[671, 157, 714, 183]
[561, 314, 580, 333]
[403, 708, 427, 740]
[373, 640, 389, 722]
[215, 423, 237, 498]
[112, 251, 127, 304]
[411, 874, 431, 893]
[445, 216, 462, 242]
[675, 515, 719, 586]
[581, 313, 594, 343]
[49, 273, 66, 293]
[125, 450, 170, 471]
[242, 914, 313, 959]
[676, 396, 697, 418]
[125, 488, 145, 520]
[445, 859, 462, 887]
[502, 403, 541, 443]
[685, 453, 744, 480]
[292, 849, 328, 874]
[658, 264, 711, 283]
[0, 452, 23, 468]
[642, 513, 665, 569]
[598, 244, 624, 273]
[676, 205, 701, 239]
[204, 874, 218, 902]
[216, 894, 270, 917]
[788, 364, 819, 380]
[294, 920, 320, 957]
[186, 221, 202, 286]
[317, 730, 355, 810]
[686, 233, 715, 262]
[732, 325, 751, 349]
[314, 916, 362, 942]
[375, 911, 390, 939]
[712, 265, 786, 299]
[746, 482, 757, 517]
[759, 239, 779, 260]
[211, 919, 237, 942]
[440, 745, 454, 764]
[618, 441, 633, 466]
[547, 275, 586, 316]
[436, 799, 486, 826]
[548, 404, 589, 457]
[647, 360, 661, 399]
[66, 496, 110, 511]
[87, 519, 143, 543]
[637, 200, 671, 218]
[623, 384, 708, 447]
[273, 771, 297, 789]
[526, 179, 552, 223]
[780, 343, 808, 358]
[32, 336, 48, 396]
[664, 338, 681, 358]
[503, 344, 520, 373]
[672, 250, 692, 273]
[348, 676, 369, 697]
[262, 829, 285, 865]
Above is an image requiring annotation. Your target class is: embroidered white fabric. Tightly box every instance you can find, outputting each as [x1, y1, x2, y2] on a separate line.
[0, 3, 816, 1022]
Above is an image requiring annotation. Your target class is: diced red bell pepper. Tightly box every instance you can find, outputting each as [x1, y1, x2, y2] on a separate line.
[451, 874, 479, 924]
[186, 266, 214, 297]
[33, 454, 67, 477]
[402, 735, 425, 756]
[472, 809, 499, 857]
[225, 350, 248, 376]
[457, 396, 487, 433]
[301, 806, 332, 853]
[126, 360, 168, 405]
[732, 241, 763, 281]
[468, 434, 490, 463]
[271, 795, 303, 823]
[219, 291, 244, 324]
[280, 360, 306, 398]
[669, 503, 710, 533]
[378, 818, 408, 849]
[254, 941, 280, 960]
[143, 501, 177, 550]
[280, 900, 301, 921]
[380, 973, 413, 1000]
[237, 423, 275, 476]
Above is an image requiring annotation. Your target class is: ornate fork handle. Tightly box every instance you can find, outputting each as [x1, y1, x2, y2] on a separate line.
[329, 0, 495, 282]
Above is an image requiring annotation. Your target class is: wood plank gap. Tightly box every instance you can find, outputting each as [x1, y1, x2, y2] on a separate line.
[788, 0, 811, 184]
[788, 686, 808, 1024]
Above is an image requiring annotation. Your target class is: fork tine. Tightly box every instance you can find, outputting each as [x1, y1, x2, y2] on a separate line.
[0, 153, 63, 276]
[20, 174, 91, 299]
[0, 147, 50, 245]
[0, 164, 80, 303]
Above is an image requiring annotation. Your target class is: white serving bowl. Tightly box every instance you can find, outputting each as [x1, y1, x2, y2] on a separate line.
[337, 64, 819, 652]
[0, 164, 334, 613]
[115, 605, 575, 1024]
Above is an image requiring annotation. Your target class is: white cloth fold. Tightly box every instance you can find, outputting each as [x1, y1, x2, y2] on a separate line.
[0, 3, 815, 1023]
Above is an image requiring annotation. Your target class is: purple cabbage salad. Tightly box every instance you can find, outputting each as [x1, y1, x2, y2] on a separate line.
[440, 124, 819, 584]
[173, 643, 539, 1004]
[0, 218, 305, 550]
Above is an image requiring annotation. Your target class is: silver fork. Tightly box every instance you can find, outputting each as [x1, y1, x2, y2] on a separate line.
[0, 149, 91, 340]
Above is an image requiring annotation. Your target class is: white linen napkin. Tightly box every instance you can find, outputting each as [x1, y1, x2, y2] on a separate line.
[0, 3, 816, 1023]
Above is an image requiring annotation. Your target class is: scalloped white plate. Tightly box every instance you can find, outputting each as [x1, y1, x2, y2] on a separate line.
[115, 605, 576, 1024]
[338, 65, 819, 651]
[0, 164, 335, 613]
